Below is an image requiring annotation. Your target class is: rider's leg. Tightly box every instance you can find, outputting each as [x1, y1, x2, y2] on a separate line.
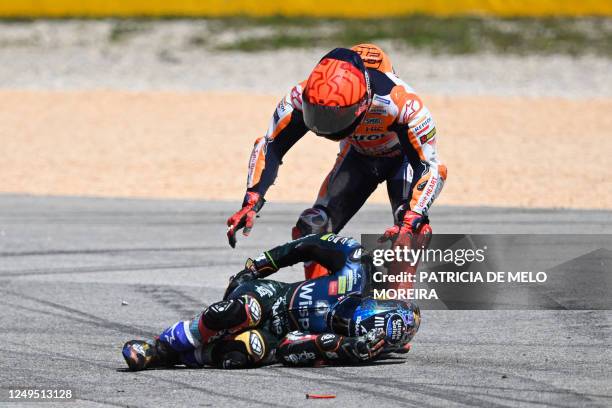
[178, 279, 286, 368]
[193, 295, 262, 345]
[123, 280, 286, 371]
[180, 329, 277, 369]
[297, 145, 379, 279]
[291, 206, 332, 279]
[126, 325, 275, 371]
[149, 295, 262, 363]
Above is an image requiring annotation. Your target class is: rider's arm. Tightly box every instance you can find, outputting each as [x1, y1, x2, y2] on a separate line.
[224, 234, 354, 297]
[276, 331, 385, 366]
[226, 83, 310, 247]
[389, 87, 448, 216]
[246, 82, 309, 197]
[249, 234, 355, 279]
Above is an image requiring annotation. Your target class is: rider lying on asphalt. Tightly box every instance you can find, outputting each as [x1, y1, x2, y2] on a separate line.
[122, 233, 420, 370]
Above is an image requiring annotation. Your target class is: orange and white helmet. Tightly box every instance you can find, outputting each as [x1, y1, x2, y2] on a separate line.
[302, 48, 371, 140]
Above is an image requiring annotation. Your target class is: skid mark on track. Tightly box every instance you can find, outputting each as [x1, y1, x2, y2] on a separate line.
[549, 310, 612, 348]
[74, 397, 137, 408]
[407, 356, 602, 407]
[0, 289, 157, 338]
[0, 346, 148, 408]
[421, 339, 609, 348]
[271, 358, 603, 408]
[400, 380, 612, 401]
[0, 260, 242, 278]
[269, 366, 432, 408]
[0, 245, 227, 257]
[136, 285, 206, 316]
[2, 341, 288, 408]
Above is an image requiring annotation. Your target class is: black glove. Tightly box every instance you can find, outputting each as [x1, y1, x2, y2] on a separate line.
[223, 267, 257, 300]
[223, 255, 279, 300]
[341, 329, 386, 363]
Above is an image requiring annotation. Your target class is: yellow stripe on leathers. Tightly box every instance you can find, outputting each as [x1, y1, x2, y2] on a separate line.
[1, 0, 612, 17]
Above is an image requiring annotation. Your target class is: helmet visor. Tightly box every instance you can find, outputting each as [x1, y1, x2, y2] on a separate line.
[302, 95, 366, 137]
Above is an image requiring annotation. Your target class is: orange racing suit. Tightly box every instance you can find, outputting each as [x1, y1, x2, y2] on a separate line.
[245, 44, 448, 277]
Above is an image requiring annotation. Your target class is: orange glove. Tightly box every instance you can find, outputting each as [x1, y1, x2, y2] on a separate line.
[226, 192, 265, 248]
[378, 210, 425, 248]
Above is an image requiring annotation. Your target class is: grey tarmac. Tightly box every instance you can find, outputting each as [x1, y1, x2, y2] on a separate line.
[0, 195, 610, 407]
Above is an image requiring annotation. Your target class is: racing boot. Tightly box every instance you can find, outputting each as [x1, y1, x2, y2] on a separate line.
[122, 337, 179, 371]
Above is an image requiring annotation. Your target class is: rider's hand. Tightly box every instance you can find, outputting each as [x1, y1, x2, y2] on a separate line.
[223, 254, 280, 299]
[378, 209, 425, 247]
[343, 329, 386, 362]
[227, 192, 265, 248]
[223, 266, 257, 300]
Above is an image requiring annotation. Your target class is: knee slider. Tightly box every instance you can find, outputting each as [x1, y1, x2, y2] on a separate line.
[238, 294, 262, 330]
[209, 329, 270, 369]
[202, 299, 245, 330]
[201, 295, 261, 332]
[231, 329, 269, 365]
[292, 206, 331, 239]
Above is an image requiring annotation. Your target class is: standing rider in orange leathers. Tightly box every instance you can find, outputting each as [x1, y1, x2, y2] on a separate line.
[227, 44, 447, 279]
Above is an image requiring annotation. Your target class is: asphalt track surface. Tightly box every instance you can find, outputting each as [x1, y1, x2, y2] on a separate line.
[0, 194, 611, 407]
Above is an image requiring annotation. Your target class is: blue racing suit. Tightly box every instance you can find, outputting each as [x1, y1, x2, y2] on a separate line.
[152, 233, 420, 368]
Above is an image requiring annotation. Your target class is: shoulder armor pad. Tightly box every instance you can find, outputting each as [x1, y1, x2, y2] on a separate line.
[390, 85, 423, 125]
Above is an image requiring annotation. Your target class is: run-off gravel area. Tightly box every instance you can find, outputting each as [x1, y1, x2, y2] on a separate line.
[1, 21, 612, 209]
[1, 20, 611, 209]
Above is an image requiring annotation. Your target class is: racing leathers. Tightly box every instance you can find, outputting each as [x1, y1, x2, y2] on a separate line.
[122, 233, 420, 370]
[228, 44, 447, 278]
